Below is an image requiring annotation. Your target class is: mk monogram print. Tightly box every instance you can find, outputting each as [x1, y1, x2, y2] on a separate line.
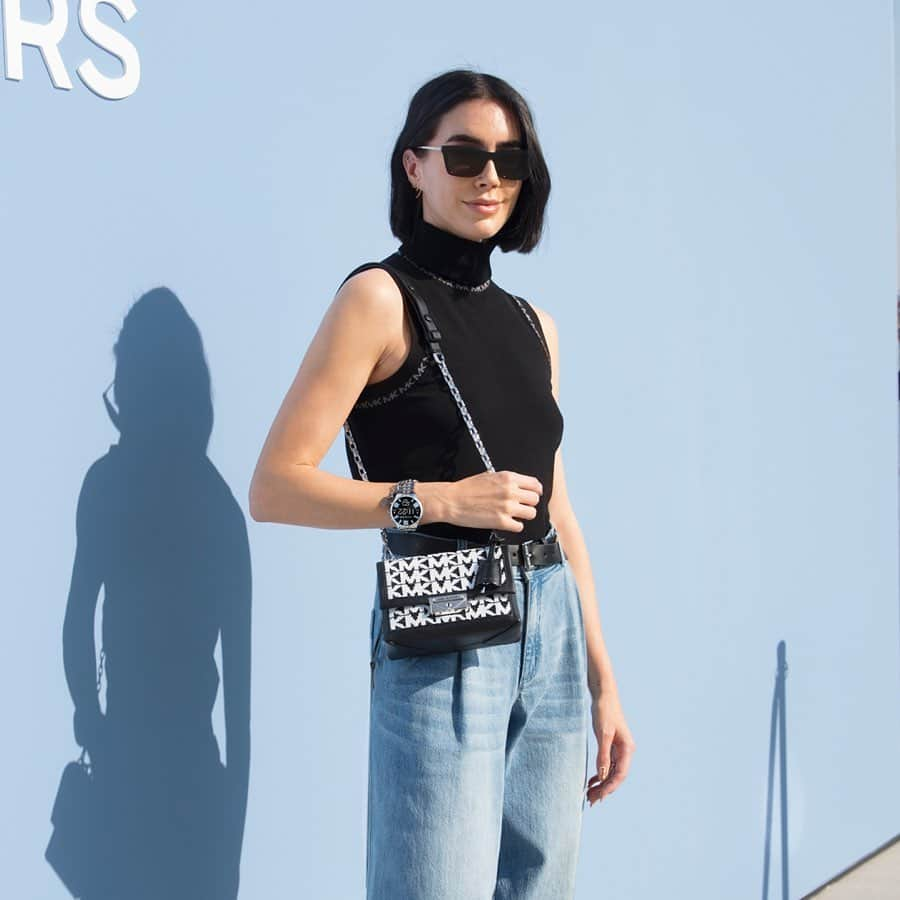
[382, 546, 506, 601]
[388, 595, 514, 631]
[354, 355, 432, 409]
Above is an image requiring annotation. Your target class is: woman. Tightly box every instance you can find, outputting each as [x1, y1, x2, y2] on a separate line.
[250, 69, 635, 899]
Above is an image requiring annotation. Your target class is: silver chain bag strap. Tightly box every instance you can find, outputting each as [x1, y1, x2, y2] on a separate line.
[344, 262, 521, 659]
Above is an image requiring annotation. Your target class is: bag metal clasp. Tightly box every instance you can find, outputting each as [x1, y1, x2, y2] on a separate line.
[429, 592, 470, 617]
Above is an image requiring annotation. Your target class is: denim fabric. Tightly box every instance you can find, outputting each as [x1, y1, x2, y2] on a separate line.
[366, 539, 590, 899]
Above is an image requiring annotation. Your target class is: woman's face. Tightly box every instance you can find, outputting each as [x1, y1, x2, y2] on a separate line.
[403, 98, 524, 243]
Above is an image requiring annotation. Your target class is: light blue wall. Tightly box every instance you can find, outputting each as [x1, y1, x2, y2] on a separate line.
[2, 1, 896, 897]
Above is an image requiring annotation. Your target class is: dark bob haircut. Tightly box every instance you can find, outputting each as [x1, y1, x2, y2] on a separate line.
[389, 69, 551, 254]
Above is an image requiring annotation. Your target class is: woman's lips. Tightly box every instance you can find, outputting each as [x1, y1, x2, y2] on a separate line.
[466, 201, 501, 214]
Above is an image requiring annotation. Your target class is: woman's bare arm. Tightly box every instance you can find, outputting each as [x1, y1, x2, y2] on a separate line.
[63, 465, 105, 749]
[530, 303, 618, 700]
[532, 302, 636, 804]
[248, 268, 456, 528]
[250, 268, 545, 533]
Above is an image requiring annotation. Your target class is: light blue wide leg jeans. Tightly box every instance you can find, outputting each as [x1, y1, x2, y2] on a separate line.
[366, 545, 591, 900]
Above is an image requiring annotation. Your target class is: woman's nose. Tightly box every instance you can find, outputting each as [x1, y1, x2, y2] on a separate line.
[476, 160, 501, 185]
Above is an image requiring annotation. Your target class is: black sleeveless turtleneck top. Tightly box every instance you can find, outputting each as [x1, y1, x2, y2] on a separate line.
[341, 215, 564, 544]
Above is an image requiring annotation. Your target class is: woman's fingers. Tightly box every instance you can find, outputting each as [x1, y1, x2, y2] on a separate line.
[587, 736, 635, 805]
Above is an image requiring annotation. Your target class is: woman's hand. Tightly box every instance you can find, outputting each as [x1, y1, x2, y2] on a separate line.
[73, 706, 106, 763]
[586, 688, 635, 806]
[437, 470, 543, 532]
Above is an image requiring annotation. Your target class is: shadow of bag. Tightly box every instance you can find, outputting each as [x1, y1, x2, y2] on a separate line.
[45, 750, 101, 898]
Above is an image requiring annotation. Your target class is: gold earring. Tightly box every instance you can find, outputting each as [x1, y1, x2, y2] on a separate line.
[414, 185, 422, 199]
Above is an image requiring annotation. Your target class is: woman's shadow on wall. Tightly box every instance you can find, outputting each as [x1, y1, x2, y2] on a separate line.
[48, 287, 251, 899]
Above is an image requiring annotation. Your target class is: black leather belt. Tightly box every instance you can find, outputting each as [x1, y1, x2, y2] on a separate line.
[384, 530, 565, 570]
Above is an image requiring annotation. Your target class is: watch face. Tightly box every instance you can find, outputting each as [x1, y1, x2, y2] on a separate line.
[390, 493, 422, 528]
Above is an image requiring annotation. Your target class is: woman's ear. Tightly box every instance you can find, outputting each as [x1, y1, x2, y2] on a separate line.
[402, 148, 420, 185]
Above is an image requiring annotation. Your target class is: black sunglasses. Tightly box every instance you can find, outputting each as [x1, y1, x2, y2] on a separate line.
[415, 144, 530, 181]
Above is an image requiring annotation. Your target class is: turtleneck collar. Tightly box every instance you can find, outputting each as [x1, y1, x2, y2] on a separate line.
[398, 212, 497, 290]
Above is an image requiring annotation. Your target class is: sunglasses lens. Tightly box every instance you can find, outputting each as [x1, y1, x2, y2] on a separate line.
[442, 146, 529, 180]
[442, 146, 485, 177]
[495, 148, 529, 180]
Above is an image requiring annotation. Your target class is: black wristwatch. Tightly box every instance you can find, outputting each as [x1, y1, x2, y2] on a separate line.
[388, 478, 423, 530]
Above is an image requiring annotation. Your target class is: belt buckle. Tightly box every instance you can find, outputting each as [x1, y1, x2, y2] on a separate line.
[520, 541, 535, 571]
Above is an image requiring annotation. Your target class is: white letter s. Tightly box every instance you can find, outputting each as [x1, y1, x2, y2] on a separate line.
[77, 0, 139, 100]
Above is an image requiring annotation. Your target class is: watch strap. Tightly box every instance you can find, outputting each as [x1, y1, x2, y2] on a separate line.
[390, 478, 415, 500]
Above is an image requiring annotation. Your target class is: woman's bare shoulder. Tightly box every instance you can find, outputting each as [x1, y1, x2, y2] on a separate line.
[331, 264, 413, 385]
[335, 264, 404, 313]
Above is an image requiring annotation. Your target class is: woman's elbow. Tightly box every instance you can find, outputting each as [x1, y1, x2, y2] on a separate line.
[248, 468, 277, 522]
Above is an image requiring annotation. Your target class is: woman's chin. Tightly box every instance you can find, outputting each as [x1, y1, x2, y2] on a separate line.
[460, 216, 503, 242]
